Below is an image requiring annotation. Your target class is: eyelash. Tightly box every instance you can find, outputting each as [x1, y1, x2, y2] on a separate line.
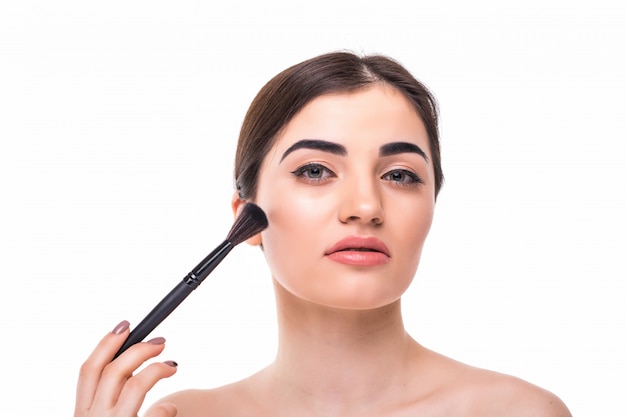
[291, 163, 336, 183]
[291, 163, 424, 188]
[381, 169, 424, 188]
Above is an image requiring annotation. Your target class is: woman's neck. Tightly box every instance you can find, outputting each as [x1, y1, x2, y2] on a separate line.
[263, 280, 422, 415]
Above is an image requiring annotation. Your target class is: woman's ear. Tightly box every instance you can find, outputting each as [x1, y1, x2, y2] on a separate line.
[231, 192, 263, 247]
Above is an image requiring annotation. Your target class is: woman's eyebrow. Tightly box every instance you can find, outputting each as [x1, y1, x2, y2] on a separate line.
[280, 139, 347, 162]
[379, 142, 429, 163]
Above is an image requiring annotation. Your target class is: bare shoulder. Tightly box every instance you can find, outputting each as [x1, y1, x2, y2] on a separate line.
[412, 348, 570, 417]
[455, 366, 572, 417]
[146, 378, 259, 417]
[146, 388, 216, 417]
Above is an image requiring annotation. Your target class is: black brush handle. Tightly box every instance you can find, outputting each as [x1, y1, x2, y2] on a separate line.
[113, 240, 234, 359]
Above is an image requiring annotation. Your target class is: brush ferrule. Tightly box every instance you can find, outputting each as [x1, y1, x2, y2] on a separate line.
[183, 272, 201, 289]
[185, 240, 234, 286]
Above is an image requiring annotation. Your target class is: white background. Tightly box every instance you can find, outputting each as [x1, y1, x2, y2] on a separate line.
[1, 1, 625, 415]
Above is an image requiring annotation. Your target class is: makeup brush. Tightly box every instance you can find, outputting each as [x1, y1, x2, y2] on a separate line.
[113, 202, 268, 359]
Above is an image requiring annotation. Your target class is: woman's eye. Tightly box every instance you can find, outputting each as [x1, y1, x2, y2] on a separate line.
[382, 169, 424, 187]
[291, 163, 336, 183]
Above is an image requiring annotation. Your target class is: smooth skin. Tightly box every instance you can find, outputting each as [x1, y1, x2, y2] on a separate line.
[76, 84, 571, 417]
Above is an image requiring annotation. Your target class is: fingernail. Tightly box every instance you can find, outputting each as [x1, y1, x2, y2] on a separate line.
[146, 336, 166, 345]
[164, 360, 178, 367]
[112, 320, 130, 335]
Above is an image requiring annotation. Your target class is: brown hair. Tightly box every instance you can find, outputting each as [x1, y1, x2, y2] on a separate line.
[234, 51, 443, 199]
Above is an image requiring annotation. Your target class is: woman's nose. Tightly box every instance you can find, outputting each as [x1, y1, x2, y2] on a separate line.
[338, 177, 384, 226]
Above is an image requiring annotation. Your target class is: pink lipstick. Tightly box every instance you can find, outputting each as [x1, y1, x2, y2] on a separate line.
[325, 236, 390, 266]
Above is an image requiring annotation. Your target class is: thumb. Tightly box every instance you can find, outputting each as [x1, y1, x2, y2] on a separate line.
[144, 402, 177, 417]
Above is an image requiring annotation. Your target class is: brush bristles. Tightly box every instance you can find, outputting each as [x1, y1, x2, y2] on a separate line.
[226, 203, 268, 246]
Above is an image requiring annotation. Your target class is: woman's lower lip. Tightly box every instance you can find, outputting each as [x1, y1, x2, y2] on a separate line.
[326, 251, 390, 266]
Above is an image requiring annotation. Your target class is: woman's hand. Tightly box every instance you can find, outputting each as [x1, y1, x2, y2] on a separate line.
[74, 320, 178, 417]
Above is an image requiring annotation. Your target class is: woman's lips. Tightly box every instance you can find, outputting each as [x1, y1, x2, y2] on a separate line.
[325, 236, 390, 266]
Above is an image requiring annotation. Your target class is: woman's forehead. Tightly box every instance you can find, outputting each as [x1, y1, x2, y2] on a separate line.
[269, 85, 430, 160]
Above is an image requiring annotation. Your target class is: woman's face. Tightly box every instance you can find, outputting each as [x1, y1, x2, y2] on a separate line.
[253, 84, 436, 310]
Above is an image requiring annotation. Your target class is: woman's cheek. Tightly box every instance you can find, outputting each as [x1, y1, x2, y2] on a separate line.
[261, 223, 310, 279]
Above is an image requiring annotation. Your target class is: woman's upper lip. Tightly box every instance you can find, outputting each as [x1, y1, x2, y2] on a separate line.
[325, 236, 390, 257]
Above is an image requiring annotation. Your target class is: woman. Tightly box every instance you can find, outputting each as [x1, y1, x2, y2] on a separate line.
[75, 51, 571, 417]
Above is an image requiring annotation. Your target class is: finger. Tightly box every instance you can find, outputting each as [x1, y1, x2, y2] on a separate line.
[74, 320, 130, 417]
[91, 337, 168, 410]
[145, 402, 178, 417]
[116, 361, 178, 417]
